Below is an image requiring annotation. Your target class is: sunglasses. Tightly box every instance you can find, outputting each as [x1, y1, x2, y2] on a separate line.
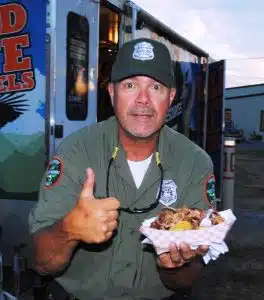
[106, 147, 164, 214]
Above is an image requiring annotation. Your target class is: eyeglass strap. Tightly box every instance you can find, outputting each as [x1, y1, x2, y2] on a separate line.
[112, 146, 119, 160]
[155, 151, 161, 165]
[108, 146, 163, 209]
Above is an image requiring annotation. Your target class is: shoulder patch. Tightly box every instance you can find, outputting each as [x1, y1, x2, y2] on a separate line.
[44, 157, 64, 189]
[204, 175, 217, 208]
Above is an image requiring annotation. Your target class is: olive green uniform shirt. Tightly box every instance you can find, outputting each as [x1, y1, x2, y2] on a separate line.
[29, 116, 214, 300]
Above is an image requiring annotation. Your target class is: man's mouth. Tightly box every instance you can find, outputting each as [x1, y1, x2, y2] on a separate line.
[131, 114, 153, 120]
[133, 113, 152, 117]
[130, 110, 154, 117]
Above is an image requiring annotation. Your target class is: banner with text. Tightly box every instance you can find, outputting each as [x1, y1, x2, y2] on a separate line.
[0, 0, 47, 200]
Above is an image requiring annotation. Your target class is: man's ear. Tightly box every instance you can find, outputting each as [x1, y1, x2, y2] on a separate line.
[169, 88, 176, 106]
[108, 83, 114, 106]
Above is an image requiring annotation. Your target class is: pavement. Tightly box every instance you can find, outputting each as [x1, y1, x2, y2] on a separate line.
[236, 140, 264, 151]
[190, 209, 264, 300]
[192, 144, 264, 300]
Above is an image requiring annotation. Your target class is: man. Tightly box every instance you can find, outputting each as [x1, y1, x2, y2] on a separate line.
[29, 38, 216, 300]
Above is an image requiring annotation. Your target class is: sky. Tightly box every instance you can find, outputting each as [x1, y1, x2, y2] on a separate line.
[134, 0, 264, 88]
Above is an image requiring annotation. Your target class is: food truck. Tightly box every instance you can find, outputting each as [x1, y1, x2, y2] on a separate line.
[0, 0, 225, 266]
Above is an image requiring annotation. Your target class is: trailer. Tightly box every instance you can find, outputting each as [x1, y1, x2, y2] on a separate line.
[0, 0, 225, 265]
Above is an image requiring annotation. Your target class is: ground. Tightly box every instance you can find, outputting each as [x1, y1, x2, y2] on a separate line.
[192, 142, 264, 300]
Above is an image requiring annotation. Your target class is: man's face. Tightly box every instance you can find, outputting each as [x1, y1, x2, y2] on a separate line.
[108, 76, 176, 138]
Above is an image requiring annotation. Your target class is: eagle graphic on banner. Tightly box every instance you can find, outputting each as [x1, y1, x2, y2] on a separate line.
[0, 92, 29, 129]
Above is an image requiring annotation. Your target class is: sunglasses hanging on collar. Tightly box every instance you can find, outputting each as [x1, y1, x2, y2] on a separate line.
[106, 146, 164, 214]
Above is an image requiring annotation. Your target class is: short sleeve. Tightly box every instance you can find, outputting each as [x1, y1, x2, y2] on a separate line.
[28, 139, 86, 234]
[180, 150, 216, 210]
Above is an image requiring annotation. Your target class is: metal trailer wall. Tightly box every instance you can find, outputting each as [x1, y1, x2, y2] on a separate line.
[0, 0, 48, 265]
[0, 0, 214, 266]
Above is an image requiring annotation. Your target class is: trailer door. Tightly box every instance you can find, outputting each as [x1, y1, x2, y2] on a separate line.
[206, 60, 226, 199]
[47, 0, 99, 158]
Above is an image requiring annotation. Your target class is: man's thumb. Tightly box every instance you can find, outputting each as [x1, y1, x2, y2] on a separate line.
[81, 168, 95, 198]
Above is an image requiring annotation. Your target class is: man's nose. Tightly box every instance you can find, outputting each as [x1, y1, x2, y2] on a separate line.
[136, 88, 150, 105]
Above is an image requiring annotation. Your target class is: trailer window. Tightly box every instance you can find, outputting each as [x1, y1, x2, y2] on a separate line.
[100, 6, 119, 44]
[97, 5, 119, 121]
[66, 12, 89, 121]
[260, 110, 264, 132]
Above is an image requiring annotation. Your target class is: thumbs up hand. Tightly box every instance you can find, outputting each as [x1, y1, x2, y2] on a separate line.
[63, 168, 120, 244]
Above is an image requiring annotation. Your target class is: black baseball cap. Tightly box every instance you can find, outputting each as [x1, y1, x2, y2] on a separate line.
[111, 38, 175, 88]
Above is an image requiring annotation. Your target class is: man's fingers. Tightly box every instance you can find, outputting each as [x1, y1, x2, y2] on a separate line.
[196, 245, 209, 256]
[158, 253, 177, 268]
[158, 242, 199, 269]
[101, 221, 117, 241]
[168, 243, 182, 265]
[178, 242, 196, 261]
[101, 197, 120, 211]
[107, 220, 118, 232]
[158, 244, 182, 268]
[107, 210, 119, 221]
[105, 231, 113, 240]
[81, 168, 95, 198]
[80, 170, 120, 211]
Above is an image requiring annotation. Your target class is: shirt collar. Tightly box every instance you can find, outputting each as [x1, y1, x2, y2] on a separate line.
[106, 116, 177, 171]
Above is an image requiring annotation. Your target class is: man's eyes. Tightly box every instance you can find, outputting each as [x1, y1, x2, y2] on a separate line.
[152, 84, 162, 91]
[122, 82, 163, 90]
[124, 82, 135, 89]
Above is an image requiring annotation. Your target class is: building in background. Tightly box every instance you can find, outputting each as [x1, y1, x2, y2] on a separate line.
[225, 83, 264, 141]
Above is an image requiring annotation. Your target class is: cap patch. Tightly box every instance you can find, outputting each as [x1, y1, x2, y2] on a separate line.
[44, 157, 63, 188]
[204, 175, 217, 208]
[133, 41, 154, 61]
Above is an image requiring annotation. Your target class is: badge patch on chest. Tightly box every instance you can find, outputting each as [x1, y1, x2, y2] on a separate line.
[204, 175, 217, 208]
[157, 180, 177, 207]
[44, 157, 63, 188]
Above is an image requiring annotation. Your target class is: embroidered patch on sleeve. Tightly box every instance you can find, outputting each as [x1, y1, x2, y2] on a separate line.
[44, 157, 64, 188]
[204, 175, 217, 208]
